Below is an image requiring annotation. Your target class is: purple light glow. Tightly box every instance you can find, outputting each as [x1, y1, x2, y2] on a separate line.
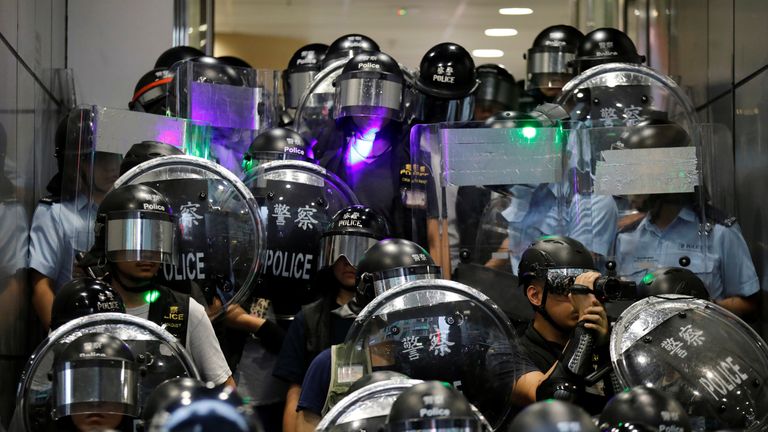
[345, 116, 385, 167]
[189, 82, 259, 130]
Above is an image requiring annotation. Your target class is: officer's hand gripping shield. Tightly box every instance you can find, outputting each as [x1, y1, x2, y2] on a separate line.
[338, 279, 525, 430]
[170, 60, 281, 176]
[61, 106, 212, 273]
[610, 295, 768, 430]
[408, 121, 567, 324]
[114, 155, 265, 320]
[16, 313, 200, 432]
[241, 160, 358, 320]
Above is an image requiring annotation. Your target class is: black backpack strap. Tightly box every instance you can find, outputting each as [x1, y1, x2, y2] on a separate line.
[148, 285, 191, 347]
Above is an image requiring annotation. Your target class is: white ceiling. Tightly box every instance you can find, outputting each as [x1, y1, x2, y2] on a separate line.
[215, 0, 574, 81]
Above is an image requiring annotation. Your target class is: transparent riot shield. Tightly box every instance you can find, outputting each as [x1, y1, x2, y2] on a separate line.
[409, 122, 565, 324]
[569, 122, 710, 293]
[61, 106, 212, 276]
[699, 124, 736, 217]
[114, 155, 265, 319]
[293, 58, 348, 150]
[16, 313, 199, 432]
[340, 279, 524, 430]
[557, 63, 699, 133]
[241, 160, 358, 321]
[318, 379, 424, 432]
[611, 296, 768, 430]
[170, 60, 281, 175]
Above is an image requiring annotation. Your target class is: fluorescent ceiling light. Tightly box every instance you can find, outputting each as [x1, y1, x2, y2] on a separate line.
[472, 49, 504, 58]
[499, 7, 533, 15]
[485, 28, 518, 37]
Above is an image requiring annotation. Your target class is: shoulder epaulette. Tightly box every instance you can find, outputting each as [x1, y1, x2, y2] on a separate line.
[38, 195, 60, 205]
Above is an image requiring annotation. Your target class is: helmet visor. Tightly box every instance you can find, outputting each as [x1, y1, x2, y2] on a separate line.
[319, 234, 380, 268]
[411, 92, 474, 123]
[525, 50, 576, 91]
[106, 211, 177, 264]
[388, 418, 484, 432]
[334, 77, 404, 121]
[286, 70, 318, 109]
[371, 265, 442, 297]
[545, 267, 594, 296]
[54, 358, 138, 419]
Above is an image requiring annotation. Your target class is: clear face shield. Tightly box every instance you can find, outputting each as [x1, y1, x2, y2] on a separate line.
[334, 76, 405, 122]
[285, 70, 319, 109]
[319, 234, 380, 269]
[368, 266, 443, 298]
[105, 210, 177, 264]
[525, 48, 577, 92]
[53, 357, 139, 419]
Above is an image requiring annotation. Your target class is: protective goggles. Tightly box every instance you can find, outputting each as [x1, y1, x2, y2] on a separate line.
[334, 76, 404, 121]
[105, 211, 177, 265]
[319, 234, 380, 268]
[54, 358, 139, 419]
[544, 268, 595, 296]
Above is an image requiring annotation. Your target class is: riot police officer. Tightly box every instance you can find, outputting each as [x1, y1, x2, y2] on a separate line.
[599, 386, 691, 432]
[52, 332, 139, 431]
[86, 183, 233, 386]
[517, 236, 612, 413]
[386, 381, 488, 431]
[473, 64, 518, 120]
[296, 238, 442, 431]
[274, 205, 389, 432]
[509, 400, 597, 432]
[524, 25, 584, 102]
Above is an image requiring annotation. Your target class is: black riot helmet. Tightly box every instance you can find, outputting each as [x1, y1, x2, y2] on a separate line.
[525, 25, 584, 94]
[473, 64, 518, 119]
[318, 205, 390, 270]
[334, 50, 406, 122]
[323, 34, 380, 68]
[355, 238, 442, 308]
[155, 45, 205, 69]
[572, 27, 645, 75]
[50, 277, 125, 330]
[599, 386, 691, 432]
[94, 184, 176, 266]
[129, 68, 173, 115]
[638, 267, 710, 300]
[386, 381, 484, 432]
[217, 55, 252, 68]
[120, 140, 184, 176]
[617, 118, 691, 150]
[242, 127, 309, 173]
[412, 42, 479, 123]
[518, 236, 596, 329]
[161, 384, 262, 432]
[509, 400, 597, 432]
[52, 332, 139, 420]
[168, 56, 246, 117]
[284, 43, 329, 109]
[142, 377, 206, 431]
[414, 42, 478, 100]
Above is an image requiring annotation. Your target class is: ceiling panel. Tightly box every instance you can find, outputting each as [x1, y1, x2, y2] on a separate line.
[215, 0, 574, 80]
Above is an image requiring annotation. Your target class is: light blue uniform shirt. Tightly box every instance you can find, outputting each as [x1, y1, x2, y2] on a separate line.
[615, 207, 759, 300]
[28, 196, 97, 292]
[502, 184, 618, 272]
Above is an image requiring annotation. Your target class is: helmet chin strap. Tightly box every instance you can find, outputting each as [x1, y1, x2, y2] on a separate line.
[536, 283, 570, 335]
[109, 263, 153, 293]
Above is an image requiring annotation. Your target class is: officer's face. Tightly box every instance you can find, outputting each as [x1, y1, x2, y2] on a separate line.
[628, 194, 650, 211]
[71, 411, 123, 431]
[527, 280, 579, 329]
[116, 260, 160, 280]
[332, 257, 357, 288]
[89, 153, 121, 192]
